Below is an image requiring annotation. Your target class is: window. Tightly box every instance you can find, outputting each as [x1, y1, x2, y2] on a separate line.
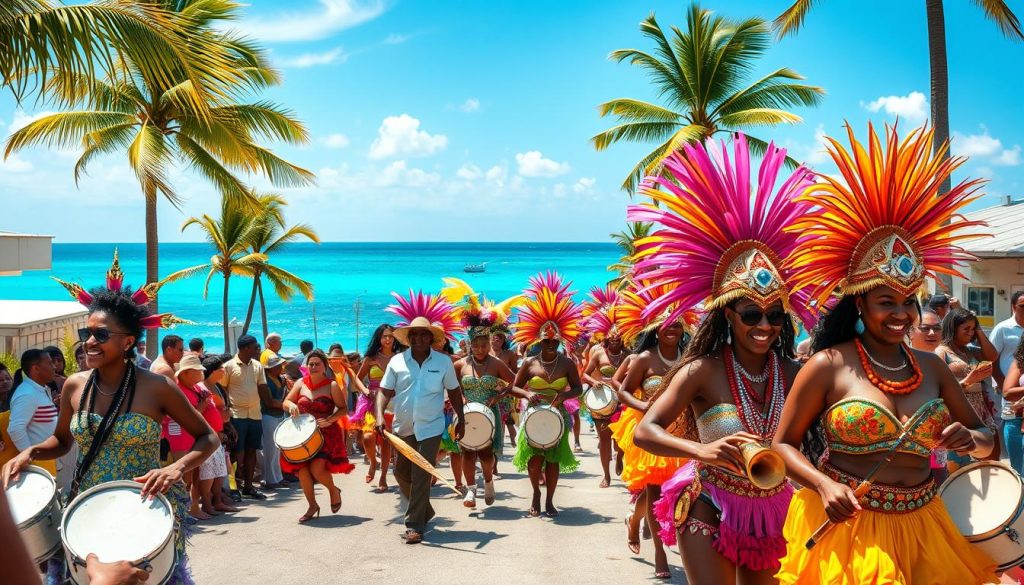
[967, 286, 995, 329]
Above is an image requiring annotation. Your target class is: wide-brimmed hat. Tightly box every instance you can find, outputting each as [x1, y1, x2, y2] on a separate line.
[265, 354, 287, 369]
[393, 316, 446, 346]
[175, 352, 205, 375]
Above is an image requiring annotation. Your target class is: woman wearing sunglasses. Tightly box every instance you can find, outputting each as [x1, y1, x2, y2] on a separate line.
[631, 135, 810, 584]
[1, 252, 217, 585]
[770, 125, 995, 584]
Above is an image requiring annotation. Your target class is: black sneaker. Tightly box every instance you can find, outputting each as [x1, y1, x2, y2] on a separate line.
[242, 487, 267, 500]
[229, 489, 243, 503]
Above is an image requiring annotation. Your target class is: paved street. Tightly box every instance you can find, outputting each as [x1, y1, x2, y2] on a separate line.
[190, 426, 685, 584]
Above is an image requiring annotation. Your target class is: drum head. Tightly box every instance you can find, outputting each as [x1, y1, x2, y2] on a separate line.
[524, 406, 563, 447]
[461, 403, 496, 448]
[585, 385, 614, 411]
[275, 414, 317, 449]
[940, 461, 1024, 537]
[5, 466, 55, 525]
[64, 482, 173, 564]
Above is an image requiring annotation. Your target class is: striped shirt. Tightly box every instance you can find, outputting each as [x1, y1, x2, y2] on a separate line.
[8, 377, 58, 451]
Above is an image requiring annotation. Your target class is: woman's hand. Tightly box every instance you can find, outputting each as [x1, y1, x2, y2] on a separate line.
[526, 392, 542, 406]
[695, 432, 761, 475]
[1, 449, 34, 487]
[134, 464, 184, 499]
[286, 402, 300, 418]
[964, 362, 993, 385]
[86, 554, 149, 584]
[316, 418, 334, 429]
[197, 396, 210, 412]
[817, 478, 862, 523]
[939, 421, 977, 454]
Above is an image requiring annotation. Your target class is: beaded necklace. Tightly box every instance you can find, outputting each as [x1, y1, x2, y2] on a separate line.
[855, 338, 922, 395]
[724, 346, 785, 439]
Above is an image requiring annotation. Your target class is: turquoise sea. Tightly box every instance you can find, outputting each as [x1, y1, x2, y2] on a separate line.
[0, 243, 621, 354]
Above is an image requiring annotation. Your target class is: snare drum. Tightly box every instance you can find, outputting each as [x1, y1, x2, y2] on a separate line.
[62, 481, 176, 585]
[6, 465, 61, 563]
[459, 402, 496, 451]
[940, 460, 1024, 570]
[583, 383, 619, 419]
[274, 414, 324, 464]
[521, 405, 565, 450]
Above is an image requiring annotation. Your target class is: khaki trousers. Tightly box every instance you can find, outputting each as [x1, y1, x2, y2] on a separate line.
[393, 433, 441, 532]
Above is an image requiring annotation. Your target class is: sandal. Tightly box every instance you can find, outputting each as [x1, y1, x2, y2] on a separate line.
[655, 571, 671, 580]
[403, 529, 423, 544]
[625, 518, 641, 555]
[299, 505, 320, 523]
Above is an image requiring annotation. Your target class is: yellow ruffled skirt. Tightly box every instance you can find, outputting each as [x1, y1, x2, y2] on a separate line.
[608, 406, 686, 492]
[776, 487, 997, 584]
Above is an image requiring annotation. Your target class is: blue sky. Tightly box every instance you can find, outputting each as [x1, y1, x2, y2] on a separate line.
[1, 0, 1022, 243]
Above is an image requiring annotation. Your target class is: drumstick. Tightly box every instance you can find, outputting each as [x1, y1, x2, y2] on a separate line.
[382, 431, 462, 496]
[805, 401, 941, 550]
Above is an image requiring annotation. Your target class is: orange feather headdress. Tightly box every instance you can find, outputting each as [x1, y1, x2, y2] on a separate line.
[785, 123, 986, 307]
[614, 280, 698, 346]
[512, 272, 583, 348]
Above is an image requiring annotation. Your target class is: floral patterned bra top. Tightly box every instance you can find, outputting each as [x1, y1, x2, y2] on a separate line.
[462, 375, 500, 404]
[823, 397, 950, 458]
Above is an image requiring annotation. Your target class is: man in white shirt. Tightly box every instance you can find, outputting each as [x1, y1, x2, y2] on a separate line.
[993, 291, 1024, 473]
[376, 317, 464, 544]
[8, 349, 58, 474]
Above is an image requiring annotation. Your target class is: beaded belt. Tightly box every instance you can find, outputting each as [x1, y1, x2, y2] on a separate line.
[700, 464, 788, 498]
[822, 462, 936, 514]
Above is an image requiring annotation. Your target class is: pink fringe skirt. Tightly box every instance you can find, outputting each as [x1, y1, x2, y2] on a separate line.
[654, 461, 793, 572]
[349, 393, 372, 426]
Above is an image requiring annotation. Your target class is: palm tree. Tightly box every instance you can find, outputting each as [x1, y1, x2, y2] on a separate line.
[181, 198, 267, 351]
[240, 193, 319, 339]
[608, 222, 653, 289]
[2, 0, 243, 114]
[773, 1, 1022, 199]
[593, 4, 825, 194]
[4, 0, 315, 356]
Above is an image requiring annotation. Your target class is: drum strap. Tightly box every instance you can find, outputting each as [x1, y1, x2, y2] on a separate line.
[71, 363, 137, 499]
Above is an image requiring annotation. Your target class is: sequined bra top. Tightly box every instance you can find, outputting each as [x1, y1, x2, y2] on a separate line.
[639, 375, 663, 400]
[823, 397, 950, 458]
[461, 375, 500, 404]
[695, 403, 745, 443]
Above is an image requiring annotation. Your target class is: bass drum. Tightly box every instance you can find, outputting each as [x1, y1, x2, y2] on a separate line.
[274, 414, 324, 464]
[62, 480, 176, 584]
[459, 402, 496, 451]
[520, 405, 565, 450]
[583, 383, 619, 419]
[939, 460, 1024, 571]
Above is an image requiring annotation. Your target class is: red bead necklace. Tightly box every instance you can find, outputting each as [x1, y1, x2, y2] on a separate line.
[854, 338, 922, 395]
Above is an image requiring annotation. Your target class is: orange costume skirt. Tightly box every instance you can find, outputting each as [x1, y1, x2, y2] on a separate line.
[608, 405, 687, 492]
[776, 465, 997, 584]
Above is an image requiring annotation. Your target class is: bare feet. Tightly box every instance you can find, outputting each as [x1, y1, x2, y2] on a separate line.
[544, 502, 558, 518]
[189, 509, 213, 520]
[529, 492, 541, 517]
[214, 503, 239, 513]
[599, 477, 610, 488]
[200, 505, 222, 517]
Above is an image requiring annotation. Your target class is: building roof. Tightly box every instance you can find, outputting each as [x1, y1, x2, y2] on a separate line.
[960, 199, 1024, 258]
[0, 300, 87, 329]
[0, 232, 53, 275]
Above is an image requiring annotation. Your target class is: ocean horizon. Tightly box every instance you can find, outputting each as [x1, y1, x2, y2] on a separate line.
[0, 242, 621, 355]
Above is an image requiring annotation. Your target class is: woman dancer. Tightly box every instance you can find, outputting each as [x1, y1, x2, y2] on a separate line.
[1002, 336, 1024, 474]
[509, 272, 584, 517]
[354, 324, 401, 492]
[581, 286, 625, 488]
[281, 349, 355, 522]
[772, 124, 997, 584]
[935, 307, 998, 470]
[3, 253, 217, 584]
[629, 134, 813, 583]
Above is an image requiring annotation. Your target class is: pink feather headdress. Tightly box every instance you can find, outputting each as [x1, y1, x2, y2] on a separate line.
[581, 285, 620, 342]
[52, 249, 190, 329]
[628, 133, 816, 329]
[386, 290, 460, 341]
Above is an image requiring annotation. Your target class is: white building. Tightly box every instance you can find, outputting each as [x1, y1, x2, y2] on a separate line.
[950, 197, 1024, 329]
[0, 300, 88, 355]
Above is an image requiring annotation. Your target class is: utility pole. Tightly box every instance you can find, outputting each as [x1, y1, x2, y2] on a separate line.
[312, 301, 319, 348]
[353, 296, 362, 351]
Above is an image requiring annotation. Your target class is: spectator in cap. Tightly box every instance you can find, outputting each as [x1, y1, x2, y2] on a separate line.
[928, 293, 959, 319]
[261, 354, 290, 489]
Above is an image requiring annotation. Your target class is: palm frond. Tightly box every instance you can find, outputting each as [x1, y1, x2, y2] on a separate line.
[74, 122, 137, 183]
[263, 264, 314, 302]
[597, 98, 682, 122]
[127, 121, 178, 206]
[215, 102, 310, 143]
[772, 0, 820, 39]
[591, 121, 680, 151]
[973, 0, 1024, 39]
[174, 133, 252, 205]
[5, 111, 134, 155]
[717, 108, 802, 128]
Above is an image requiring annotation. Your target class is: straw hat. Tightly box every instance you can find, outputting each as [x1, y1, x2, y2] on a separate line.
[175, 352, 205, 374]
[393, 316, 445, 346]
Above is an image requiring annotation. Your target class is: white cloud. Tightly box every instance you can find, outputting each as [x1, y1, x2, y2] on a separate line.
[951, 128, 1021, 167]
[232, 0, 385, 43]
[863, 91, 929, 121]
[1, 155, 33, 173]
[515, 151, 570, 178]
[994, 145, 1021, 166]
[485, 165, 506, 182]
[368, 114, 448, 159]
[320, 133, 350, 149]
[801, 123, 832, 165]
[376, 160, 441, 188]
[573, 177, 596, 194]
[456, 164, 482, 180]
[383, 33, 409, 45]
[278, 47, 348, 68]
[7, 110, 56, 134]
[458, 98, 481, 113]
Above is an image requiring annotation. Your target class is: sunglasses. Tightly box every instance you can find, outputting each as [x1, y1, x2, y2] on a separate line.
[78, 327, 131, 344]
[735, 308, 787, 327]
[917, 325, 941, 334]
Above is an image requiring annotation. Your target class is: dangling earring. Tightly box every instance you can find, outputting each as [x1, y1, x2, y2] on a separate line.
[726, 325, 733, 345]
[855, 312, 865, 335]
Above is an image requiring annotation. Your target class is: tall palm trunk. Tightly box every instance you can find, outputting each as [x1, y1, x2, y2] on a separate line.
[257, 278, 269, 341]
[144, 184, 159, 359]
[242, 273, 260, 335]
[927, 0, 954, 290]
[222, 273, 231, 352]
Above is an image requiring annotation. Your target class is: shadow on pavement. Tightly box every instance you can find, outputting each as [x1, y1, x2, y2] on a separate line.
[301, 514, 372, 529]
[424, 528, 508, 551]
[545, 506, 613, 526]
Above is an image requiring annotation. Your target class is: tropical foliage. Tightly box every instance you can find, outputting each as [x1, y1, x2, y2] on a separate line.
[593, 4, 824, 193]
[3, 0, 315, 355]
[241, 194, 319, 339]
[608, 222, 653, 289]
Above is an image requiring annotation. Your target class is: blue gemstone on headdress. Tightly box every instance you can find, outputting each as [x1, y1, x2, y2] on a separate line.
[895, 255, 915, 277]
[754, 268, 774, 289]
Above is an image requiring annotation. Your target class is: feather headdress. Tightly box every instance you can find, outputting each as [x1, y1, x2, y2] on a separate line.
[386, 290, 460, 341]
[53, 249, 191, 329]
[512, 272, 583, 348]
[614, 280, 697, 345]
[628, 133, 815, 329]
[581, 285, 621, 342]
[440, 277, 523, 337]
[785, 123, 986, 307]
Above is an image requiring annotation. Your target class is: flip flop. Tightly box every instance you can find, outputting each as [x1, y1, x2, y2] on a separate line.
[403, 530, 423, 544]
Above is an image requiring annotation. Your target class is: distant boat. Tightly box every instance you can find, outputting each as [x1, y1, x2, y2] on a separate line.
[463, 262, 487, 273]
